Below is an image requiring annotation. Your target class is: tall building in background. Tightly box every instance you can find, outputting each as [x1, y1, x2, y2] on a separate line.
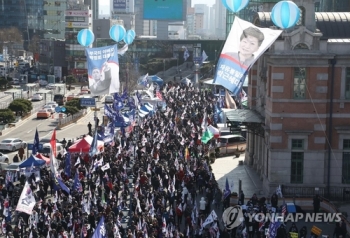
[111, 0, 135, 32]
[65, 2, 92, 76]
[187, 0, 191, 9]
[214, 0, 226, 39]
[194, 4, 209, 31]
[209, 4, 216, 38]
[43, 0, 67, 40]
[0, 0, 44, 50]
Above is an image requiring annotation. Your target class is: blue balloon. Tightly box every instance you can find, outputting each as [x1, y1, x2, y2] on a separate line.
[271, 1, 300, 29]
[109, 25, 126, 42]
[221, 0, 250, 13]
[128, 29, 136, 39]
[124, 30, 135, 45]
[77, 29, 95, 47]
[61, 107, 66, 112]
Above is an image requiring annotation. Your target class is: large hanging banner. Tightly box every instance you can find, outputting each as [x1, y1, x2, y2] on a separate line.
[86, 44, 120, 96]
[214, 17, 282, 95]
[16, 181, 36, 215]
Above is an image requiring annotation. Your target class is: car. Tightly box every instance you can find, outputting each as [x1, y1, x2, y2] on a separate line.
[46, 84, 55, 90]
[217, 135, 246, 148]
[46, 101, 58, 108]
[81, 86, 90, 94]
[0, 153, 9, 163]
[43, 105, 54, 114]
[10, 78, 20, 85]
[105, 95, 114, 104]
[32, 93, 43, 101]
[0, 138, 27, 152]
[37, 109, 51, 119]
[39, 80, 48, 86]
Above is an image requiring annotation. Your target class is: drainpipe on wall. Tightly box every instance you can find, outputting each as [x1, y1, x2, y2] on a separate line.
[327, 58, 336, 198]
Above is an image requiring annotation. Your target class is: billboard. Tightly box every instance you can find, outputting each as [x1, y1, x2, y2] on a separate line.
[113, 0, 126, 11]
[86, 45, 120, 96]
[143, 0, 184, 21]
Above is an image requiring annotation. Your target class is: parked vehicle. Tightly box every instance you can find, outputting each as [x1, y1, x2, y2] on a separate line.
[105, 95, 114, 104]
[0, 153, 9, 163]
[37, 109, 51, 119]
[0, 138, 27, 152]
[46, 84, 55, 90]
[39, 80, 48, 86]
[32, 93, 43, 101]
[46, 101, 58, 108]
[81, 86, 90, 94]
[43, 105, 54, 114]
[217, 135, 247, 157]
[53, 94, 66, 106]
[38, 143, 65, 157]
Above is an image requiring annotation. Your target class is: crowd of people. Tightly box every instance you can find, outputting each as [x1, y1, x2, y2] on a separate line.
[0, 83, 234, 238]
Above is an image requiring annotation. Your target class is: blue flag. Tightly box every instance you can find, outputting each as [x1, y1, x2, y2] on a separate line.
[89, 130, 99, 157]
[73, 171, 83, 192]
[224, 177, 231, 199]
[32, 128, 40, 155]
[120, 89, 128, 100]
[268, 220, 281, 238]
[92, 216, 106, 238]
[56, 177, 70, 194]
[64, 153, 71, 178]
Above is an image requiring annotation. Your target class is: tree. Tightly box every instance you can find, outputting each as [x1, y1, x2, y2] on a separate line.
[65, 98, 86, 110]
[0, 27, 23, 53]
[0, 77, 8, 90]
[66, 75, 77, 85]
[15, 99, 33, 111]
[8, 101, 29, 116]
[64, 106, 79, 116]
[0, 109, 15, 124]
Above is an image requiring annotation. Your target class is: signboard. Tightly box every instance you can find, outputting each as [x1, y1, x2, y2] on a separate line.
[66, 22, 89, 28]
[65, 10, 89, 16]
[113, 0, 126, 10]
[54, 66, 62, 79]
[80, 98, 96, 107]
[27, 143, 44, 151]
[143, 0, 184, 21]
[47, 75, 55, 84]
[311, 226, 322, 236]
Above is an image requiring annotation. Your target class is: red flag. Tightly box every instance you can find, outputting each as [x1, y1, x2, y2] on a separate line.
[156, 89, 163, 100]
[50, 130, 57, 157]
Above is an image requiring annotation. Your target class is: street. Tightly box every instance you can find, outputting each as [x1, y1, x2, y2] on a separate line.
[0, 95, 106, 163]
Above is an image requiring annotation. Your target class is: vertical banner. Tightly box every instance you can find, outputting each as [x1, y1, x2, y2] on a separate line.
[86, 45, 120, 96]
[16, 182, 36, 215]
[214, 17, 282, 95]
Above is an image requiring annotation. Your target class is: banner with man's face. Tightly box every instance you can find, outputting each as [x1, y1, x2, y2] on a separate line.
[214, 17, 282, 95]
[86, 44, 120, 96]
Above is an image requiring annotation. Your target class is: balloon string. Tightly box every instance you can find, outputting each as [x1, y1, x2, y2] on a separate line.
[284, 32, 343, 181]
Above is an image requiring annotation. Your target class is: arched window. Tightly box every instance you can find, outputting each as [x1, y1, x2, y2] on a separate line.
[294, 43, 309, 50]
[297, 6, 306, 26]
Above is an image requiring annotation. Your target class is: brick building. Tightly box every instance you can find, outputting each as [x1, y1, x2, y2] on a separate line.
[241, 0, 350, 198]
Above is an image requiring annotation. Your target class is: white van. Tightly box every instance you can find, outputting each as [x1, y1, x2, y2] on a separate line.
[39, 143, 65, 156]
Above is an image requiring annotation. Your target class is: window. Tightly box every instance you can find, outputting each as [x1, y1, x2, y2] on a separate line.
[291, 139, 304, 183]
[342, 139, 350, 183]
[292, 139, 304, 149]
[345, 68, 350, 99]
[293, 67, 306, 99]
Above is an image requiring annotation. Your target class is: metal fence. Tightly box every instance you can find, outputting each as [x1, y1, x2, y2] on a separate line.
[57, 110, 86, 127]
[282, 186, 350, 201]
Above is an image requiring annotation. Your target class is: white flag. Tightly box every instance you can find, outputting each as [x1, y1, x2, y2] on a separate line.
[276, 185, 283, 198]
[101, 163, 110, 171]
[16, 181, 36, 215]
[202, 213, 214, 228]
[74, 157, 81, 167]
